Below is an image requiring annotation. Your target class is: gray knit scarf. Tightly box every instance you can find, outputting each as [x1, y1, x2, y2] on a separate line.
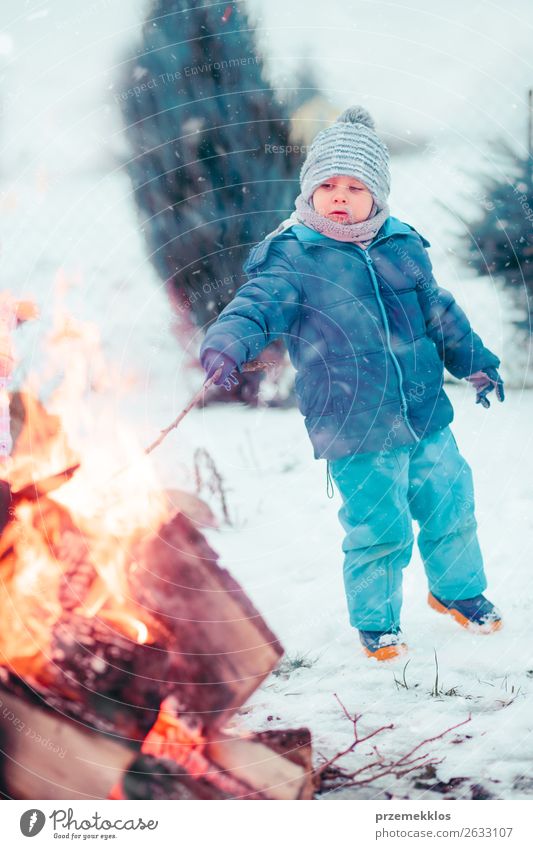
[267, 193, 390, 248]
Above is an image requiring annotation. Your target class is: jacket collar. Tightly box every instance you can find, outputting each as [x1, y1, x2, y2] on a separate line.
[284, 216, 416, 250]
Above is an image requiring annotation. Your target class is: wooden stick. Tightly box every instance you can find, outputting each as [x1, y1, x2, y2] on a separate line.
[105, 361, 275, 485]
[144, 361, 275, 456]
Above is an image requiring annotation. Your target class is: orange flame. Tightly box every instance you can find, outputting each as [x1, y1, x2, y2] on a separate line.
[0, 296, 172, 675]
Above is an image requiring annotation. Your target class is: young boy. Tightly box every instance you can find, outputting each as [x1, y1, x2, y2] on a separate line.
[200, 106, 504, 661]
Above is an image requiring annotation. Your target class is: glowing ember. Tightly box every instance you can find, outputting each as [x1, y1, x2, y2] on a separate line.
[99, 610, 150, 645]
[140, 697, 208, 773]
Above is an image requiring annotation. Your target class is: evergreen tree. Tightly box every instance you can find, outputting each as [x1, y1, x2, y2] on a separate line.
[460, 133, 533, 331]
[118, 0, 305, 404]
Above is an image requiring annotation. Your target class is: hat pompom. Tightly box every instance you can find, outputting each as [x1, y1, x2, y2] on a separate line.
[337, 105, 375, 130]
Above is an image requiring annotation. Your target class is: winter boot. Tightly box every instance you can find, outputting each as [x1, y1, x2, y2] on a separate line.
[358, 628, 407, 661]
[428, 592, 502, 633]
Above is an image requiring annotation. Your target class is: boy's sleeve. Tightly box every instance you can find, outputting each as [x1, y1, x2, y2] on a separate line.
[412, 236, 500, 378]
[199, 244, 301, 369]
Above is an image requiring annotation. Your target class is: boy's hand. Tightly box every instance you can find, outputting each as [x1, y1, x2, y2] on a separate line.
[465, 367, 505, 408]
[201, 348, 240, 391]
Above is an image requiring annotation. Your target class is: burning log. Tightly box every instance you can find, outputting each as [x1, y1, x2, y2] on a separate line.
[204, 727, 315, 799]
[122, 755, 232, 800]
[56, 531, 97, 612]
[0, 678, 316, 800]
[120, 736, 315, 801]
[1, 487, 285, 741]
[49, 613, 171, 734]
[113, 698, 315, 801]
[129, 510, 284, 729]
[0, 390, 313, 799]
[11, 465, 80, 505]
[0, 684, 138, 800]
[0, 480, 11, 534]
[7, 392, 79, 493]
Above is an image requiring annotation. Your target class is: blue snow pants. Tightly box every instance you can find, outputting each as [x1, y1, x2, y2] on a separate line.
[327, 426, 487, 630]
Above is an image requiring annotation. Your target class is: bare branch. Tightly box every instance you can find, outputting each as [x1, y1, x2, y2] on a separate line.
[315, 697, 473, 794]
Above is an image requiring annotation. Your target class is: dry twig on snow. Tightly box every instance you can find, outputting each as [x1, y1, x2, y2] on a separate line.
[315, 693, 472, 794]
[193, 447, 232, 526]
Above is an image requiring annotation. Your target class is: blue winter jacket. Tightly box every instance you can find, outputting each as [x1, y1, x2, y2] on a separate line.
[200, 217, 500, 461]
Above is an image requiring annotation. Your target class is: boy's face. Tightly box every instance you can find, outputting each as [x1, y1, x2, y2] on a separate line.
[312, 175, 374, 223]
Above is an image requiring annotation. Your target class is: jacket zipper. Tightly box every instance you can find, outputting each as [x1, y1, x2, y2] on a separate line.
[360, 246, 420, 444]
[364, 235, 416, 626]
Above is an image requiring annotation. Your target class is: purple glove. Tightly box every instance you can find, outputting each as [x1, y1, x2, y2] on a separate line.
[465, 367, 505, 408]
[201, 348, 240, 391]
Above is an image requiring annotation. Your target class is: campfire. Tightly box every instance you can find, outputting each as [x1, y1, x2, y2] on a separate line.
[0, 301, 314, 800]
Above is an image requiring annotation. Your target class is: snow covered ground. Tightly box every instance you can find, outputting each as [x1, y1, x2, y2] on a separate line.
[185, 387, 533, 800]
[0, 0, 532, 800]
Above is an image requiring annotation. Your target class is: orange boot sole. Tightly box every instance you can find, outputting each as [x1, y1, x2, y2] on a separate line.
[362, 642, 408, 662]
[428, 592, 502, 634]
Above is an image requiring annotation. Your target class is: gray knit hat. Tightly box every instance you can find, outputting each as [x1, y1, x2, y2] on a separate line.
[300, 105, 391, 207]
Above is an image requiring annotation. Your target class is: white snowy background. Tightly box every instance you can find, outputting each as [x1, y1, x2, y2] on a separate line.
[0, 0, 532, 799]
